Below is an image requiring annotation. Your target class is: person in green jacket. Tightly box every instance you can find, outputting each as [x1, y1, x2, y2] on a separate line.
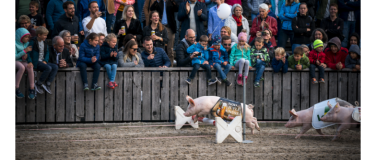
[229, 31, 251, 86]
[250, 37, 270, 87]
[288, 46, 310, 70]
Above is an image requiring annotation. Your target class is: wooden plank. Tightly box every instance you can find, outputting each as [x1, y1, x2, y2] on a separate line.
[328, 72, 338, 99]
[75, 71, 84, 122]
[45, 74, 56, 122]
[94, 72, 104, 121]
[309, 71, 320, 106]
[114, 72, 123, 121]
[141, 72, 151, 120]
[208, 72, 217, 96]
[291, 72, 301, 111]
[179, 72, 189, 110]
[319, 72, 329, 102]
[198, 72, 208, 97]
[65, 72, 75, 122]
[263, 72, 272, 119]
[254, 71, 263, 119]
[170, 72, 179, 120]
[55, 72, 65, 122]
[151, 72, 161, 120]
[358, 73, 361, 104]
[282, 72, 291, 119]
[160, 72, 170, 120]
[188, 71, 198, 99]
[85, 72, 95, 122]
[226, 72, 236, 100]
[26, 73, 36, 123]
[338, 72, 348, 101]
[104, 72, 114, 121]
[36, 73, 45, 123]
[235, 74, 243, 103]
[133, 72, 142, 121]
[272, 72, 282, 119]
[16, 74, 26, 123]
[300, 72, 310, 110]
[246, 72, 254, 105]
[216, 71, 226, 98]
[348, 72, 357, 105]
[123, 72, 133, 121]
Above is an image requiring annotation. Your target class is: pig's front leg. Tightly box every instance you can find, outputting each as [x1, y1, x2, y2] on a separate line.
[246, 121, 256, 135]
[315, 129, 324, 135]
[252, 117, 260, 131]
[295, 124, 311, 139]
[332, 124, 349, 141]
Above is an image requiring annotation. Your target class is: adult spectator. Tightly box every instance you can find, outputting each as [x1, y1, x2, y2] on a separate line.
[58, 30, 79, 66]
[320, 3, 344, 41]
[309, 28, 328, 50]
[150, 0, 179, 65]
[46, 0, 76, 31]
[299, 0, 315, 18]
[324, 37, 349, 70]
[277, 0, 299, 48]
[18, 15, 37, 38]
[246, 0, 265, 21]
[225, 4, 249, 43]
[98, 33, 106, 47]
[141, 36, 171, 67]
[114, 5, 143, 48]
[114, 0, 135, 22]
[291, 2, 314, 52]
[177, 0, 208, 41]
[52, 1, 80, 43]
[221, 26, 236, 46]
[269, 0, 285, 40]
[347, 32, 360, 50]
[142, 11, 168, 56]
[82, 1, 108, 38]
[338, 0, 360, 48]
[221, 35, 232, 56]
[16, 0, 41, 20]
[118, 39, 145, 67]
[208, 0, 225, 43]
[249, 3, 277, 47]
[256, 1, 277, 19]
[49, 36, 74, 68]
[77, 0, 106, 35]
[315, 0, 336, 28]
[176, 29, 196, 67]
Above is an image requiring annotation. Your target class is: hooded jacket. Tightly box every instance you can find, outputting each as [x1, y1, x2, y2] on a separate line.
[324, 37, 349, 70]
[291, 12, 315, 44]
[308, 49, 325, 64]
[15, 28, 30, 62]
[77, 39, 100, 67]
[175, 38, 194, 67]
[186, 43, 209, 65]
[46, 0, 76, 30]
[278, 1, 300, 31]
[288, 53, 310, 69]
[345, 44, 360, 69]
[208, 45, 228, 66]
[52, 13, 80, 38]
[249, 15, 278, 46]
[229, 44, 251, 66]
[99, 41, 119, 66]
[27, 37, 50, 69]
[177, 0, 208, 41]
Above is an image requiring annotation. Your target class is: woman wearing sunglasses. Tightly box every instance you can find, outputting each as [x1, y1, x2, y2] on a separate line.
[117, 40, 144, 67]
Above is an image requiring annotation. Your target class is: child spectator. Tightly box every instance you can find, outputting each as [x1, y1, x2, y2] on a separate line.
[250, 37, 270, 87]
[324, 37, 349, 70]
[99, 33, 119, 89]
[208, 35, 232, 87]
[77, 33, 102, 91]
[345, 44, 360, 71]
[271, 47, 288, 74]
[28, 1, 46, 28]
[250, 29, 275, 59]
[28, 27, 58, 95]
[288, 46, 310, 70]
[308, 39, 326, 84]
[185, 35, 218, 85]
[118, 40, 145, 67]
[230, 31, 251, 86]
[301, 44, 310, 56]
[15, 28, 35, 99]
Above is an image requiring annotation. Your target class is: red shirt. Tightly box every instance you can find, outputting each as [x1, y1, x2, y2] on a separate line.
[308, 49, 326, 64]
[324, 47, 349, 70]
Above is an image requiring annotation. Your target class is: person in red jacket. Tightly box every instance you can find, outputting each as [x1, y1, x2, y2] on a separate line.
[309, 39, 326, 84]
[324, 37, 349, 70]
[249, 3, 278, 47]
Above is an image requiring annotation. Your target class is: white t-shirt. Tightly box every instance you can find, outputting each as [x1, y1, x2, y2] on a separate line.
[38, 41, 44, 61]
[189, 4, 196, 32]
[82, 16, 108, 38]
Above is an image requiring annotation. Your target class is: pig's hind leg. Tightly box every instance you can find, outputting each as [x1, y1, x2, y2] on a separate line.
[246, 122, 256, 135]
[315, 129, 324, 135]
[252, 117, 260, 131]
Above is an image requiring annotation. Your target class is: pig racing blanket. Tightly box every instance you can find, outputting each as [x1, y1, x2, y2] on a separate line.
[352, 107, 361, 122]
[211, 98, 242, 121]
[312, 98, 337, 129]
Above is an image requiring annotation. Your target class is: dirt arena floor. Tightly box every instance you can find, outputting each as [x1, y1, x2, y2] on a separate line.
[16, 123, 360, 159]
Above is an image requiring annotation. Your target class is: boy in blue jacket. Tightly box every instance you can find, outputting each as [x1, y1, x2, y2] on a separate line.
[209, 35, 232, 86]
[185, 35, 218, 85]
[271, 47, 289, 73]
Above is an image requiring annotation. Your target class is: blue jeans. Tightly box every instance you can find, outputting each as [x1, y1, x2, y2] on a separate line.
[77, 62, 101, 85]
[278, 29, 294, 48]
[104, 64, 117, 82]
[254, 59, 266, 82]
[309, 64, 325, 79]
[213, 63, 231, 80]
[106, 10, 115, 33]
[292, 43, 310, 53]
[342, 21, 356, 48]
[174, 12, 180, 48]
[189, 63, 212, 80]
[36, 62, 58, 85]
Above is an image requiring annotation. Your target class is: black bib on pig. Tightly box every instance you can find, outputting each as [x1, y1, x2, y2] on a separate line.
[211, 98, 242, 121]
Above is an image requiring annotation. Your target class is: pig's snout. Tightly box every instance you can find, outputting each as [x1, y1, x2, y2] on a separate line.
[284, 123, 290, 128]
[183, 112, 189, 117]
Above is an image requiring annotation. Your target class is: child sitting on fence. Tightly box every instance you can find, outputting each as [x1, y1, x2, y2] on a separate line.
[250, 37, 270, 87]
[301, 44, 310, 57]
[271, 47, 288, 74]
[208, 35, 232, 87]
[230, 31, 251, 86]
[77, 33, 102, 91]
[15, 28, 35, 99]
[185, 35, 218, 85]
[308, 39, 326, 84]
[288, 46, 310, 71]
[99, 33, 119, 89]
[345, 44, 360, 71]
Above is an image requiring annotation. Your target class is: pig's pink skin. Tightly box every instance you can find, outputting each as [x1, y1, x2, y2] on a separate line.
[320, 106, 359, 141]
[184, 96, 260, 134]
[284, 107, 324, 139]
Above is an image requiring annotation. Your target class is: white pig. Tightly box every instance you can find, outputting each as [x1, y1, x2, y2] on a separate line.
[183, 95, 260, 134]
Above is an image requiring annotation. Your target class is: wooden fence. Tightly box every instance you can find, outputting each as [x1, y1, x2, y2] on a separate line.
[15, 68, 360, 124]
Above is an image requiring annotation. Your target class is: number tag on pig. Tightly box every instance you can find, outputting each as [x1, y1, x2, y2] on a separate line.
[312, 98, 337, 129]
[352, 107, 361, 122]
[211, 98, 242, 121]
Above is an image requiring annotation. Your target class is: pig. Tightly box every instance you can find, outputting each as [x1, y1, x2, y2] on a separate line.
[284, 107, 324, 139]
[183, 95, 260, 134]
[320, 102, 360, 141]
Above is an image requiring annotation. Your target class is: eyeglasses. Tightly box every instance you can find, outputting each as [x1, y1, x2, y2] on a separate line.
[132, 48, 138, 51]
[223, 43, 231, 46]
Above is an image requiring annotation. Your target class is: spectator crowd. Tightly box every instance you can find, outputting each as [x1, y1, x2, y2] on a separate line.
[15, 0, 360, 99]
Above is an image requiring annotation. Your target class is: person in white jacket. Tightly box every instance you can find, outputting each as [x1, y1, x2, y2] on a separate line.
[224, 4, 250, 44]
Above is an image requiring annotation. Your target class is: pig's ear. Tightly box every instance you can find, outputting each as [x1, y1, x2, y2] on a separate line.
[289, 109, 298, 117]
[247, 104, 254, 109]
[334, 102, 341, 112]
[186, 95, 195, 106]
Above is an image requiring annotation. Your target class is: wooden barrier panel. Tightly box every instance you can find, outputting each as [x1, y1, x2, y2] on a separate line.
[16, 68, 361, 123]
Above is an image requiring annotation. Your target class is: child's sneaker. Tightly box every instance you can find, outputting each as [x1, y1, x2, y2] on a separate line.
[208, 77, 218, 85]
[237, 74, 243, 86]
[91, 83, 101, 91]
[254, 82, 260, 87]
[34, 82, 44, 94]
[107, 82, 115, 89]
[319, 78, 325, 83]
[217, 78, 222, 85]
[185, 78, 192, 85]
[83, 83, 89, 91]
[223, 79, 232, 87]
[16, 88, 24, 98]
[312, 78, 318, 84]
[28, 89, 36, 99]
[42, 84, 52, 94]
[260, 77, 264, 81]
[113, 82, 118, 87]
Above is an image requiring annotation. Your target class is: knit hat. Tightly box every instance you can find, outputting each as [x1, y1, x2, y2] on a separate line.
[349, 44, 360, 56]
[328, 37, 341, 50]
[212, 35, 221, 45]
[238, 32, 247, 42]
[313, 39, 324, 49]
